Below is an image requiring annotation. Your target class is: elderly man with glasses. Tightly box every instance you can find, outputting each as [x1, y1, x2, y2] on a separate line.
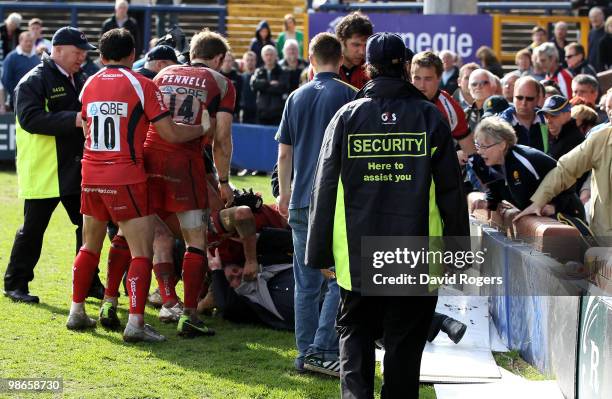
[465, 68, 498, 133]
[499, 76, 549, 152]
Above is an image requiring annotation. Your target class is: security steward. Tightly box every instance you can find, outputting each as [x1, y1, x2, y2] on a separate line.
[4, 27, 103, 303]
[306, 33, 469, 398]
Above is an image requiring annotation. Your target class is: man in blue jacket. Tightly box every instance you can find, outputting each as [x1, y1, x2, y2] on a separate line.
[1, 31, 39, 107]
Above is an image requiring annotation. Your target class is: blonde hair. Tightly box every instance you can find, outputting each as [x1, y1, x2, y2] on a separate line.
[474, 116, 517, 147]
[571, 104, 598, 124]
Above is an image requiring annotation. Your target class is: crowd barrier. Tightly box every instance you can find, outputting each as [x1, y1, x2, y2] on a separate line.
[230, 123, 279, 172]
[468, 194, 612, 399]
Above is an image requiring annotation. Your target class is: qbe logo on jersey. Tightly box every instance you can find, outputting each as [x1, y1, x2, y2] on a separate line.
[87, 101, 128, 152]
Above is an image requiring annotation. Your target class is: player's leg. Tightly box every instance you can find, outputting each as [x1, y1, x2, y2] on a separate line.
[66, 215, 107, 330]
[98, 227, 131, 330]
[153, 216, 182, 322]
[176, 209, 215, 338]
[118, 214, 165, 342]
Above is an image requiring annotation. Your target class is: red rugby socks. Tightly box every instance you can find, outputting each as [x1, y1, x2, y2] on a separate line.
[153, 262, 178, 304]
[72, 248, 100, 303]
[105, 235, 131, 298]
[126, 257, 152, 315]
[182, 248, 208, 309]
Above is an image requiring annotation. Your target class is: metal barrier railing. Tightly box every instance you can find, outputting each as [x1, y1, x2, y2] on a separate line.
[0, 1, 227, 50]
[316, 1, 573, 14]
[491, 14, 589, 63]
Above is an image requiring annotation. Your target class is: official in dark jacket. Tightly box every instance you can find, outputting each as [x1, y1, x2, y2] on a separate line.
[474, 116, 584, 220]
[3, 27, 100, 303]
[306, 33, 469, 399]
[250, 45, 289, 125]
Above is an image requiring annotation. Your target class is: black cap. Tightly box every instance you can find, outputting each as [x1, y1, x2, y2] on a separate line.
[146, 45, 179, 63]
[482, 95, 510, 118]
[52, 27, 96, 50]
[366, 32, 406, 66]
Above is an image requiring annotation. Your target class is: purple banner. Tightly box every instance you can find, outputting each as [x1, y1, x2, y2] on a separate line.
[309, 13, 492, 63]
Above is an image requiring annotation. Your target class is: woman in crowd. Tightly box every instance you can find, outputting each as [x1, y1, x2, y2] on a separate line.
[476, 46, 504, 78]
[473, 116, 585, 220]
[276, 14, 304, 60]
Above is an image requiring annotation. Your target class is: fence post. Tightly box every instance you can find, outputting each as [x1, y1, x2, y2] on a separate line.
[143, 7, 152, 54]
[492, 14, 502, 61]
[71, 6, 78, 28]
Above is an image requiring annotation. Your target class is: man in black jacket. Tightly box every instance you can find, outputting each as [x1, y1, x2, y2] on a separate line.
[101, 0, 141, 57]
[306, 33, 469, 398]
[539, 95, 584, 161]
[250, 45, 289, 125]
[4, 27, 102, 303]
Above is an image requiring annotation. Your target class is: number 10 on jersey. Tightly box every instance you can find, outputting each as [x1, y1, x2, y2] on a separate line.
[86, 101, 128, 152]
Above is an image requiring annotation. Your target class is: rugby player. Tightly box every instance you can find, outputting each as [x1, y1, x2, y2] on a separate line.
[143, 29, 236, 337]
[66, 28, 209, 343]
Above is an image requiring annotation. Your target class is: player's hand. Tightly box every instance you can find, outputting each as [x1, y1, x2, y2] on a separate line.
[207, 248, 222, 271]
[580, 189, 591, 204]
[243, 260, 259, 281]
[278, 193, 290, 218]
[200, 109, 211, 134]
[75, 114, 83, 128]
[219, 182, 234, 207]
[513, 202, 544, 223]
[541, 204, 556, 216]
[320, 269, 336, 280]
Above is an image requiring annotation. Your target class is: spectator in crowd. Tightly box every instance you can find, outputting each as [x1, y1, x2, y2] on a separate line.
[515, 125, 612, 239]
[81, 54, 100, 78]
[276, 14, 304, 61]
[501, 72, 519, 104]
[572, 104, 599, 134]
[528, 26, 547, 51]
[250, 45, 289, 125]
[439, 50, 459, 94]
[240, 50, 257, 123]
[2, 32, 39, 108]
[101, 0, 142, 57]
[500, 76, 548, 152]
[28, 18, 51, 55]
[538, 95, 584, 160]
[544, 83, 562, 98]
[221, 51, 242, 120]
[250, 20, 274, 67]
[453, 62, 479, 109]
[534, 42, 573, 99]
[514, 49, 533, 76]
[466, 68, 498, 132]
[597, 16, 612, 71]
[474, 116, 585, 220]
[482, 95, 510, 119]
[135, 44, 178, 80]
[551, 21, 569, 67]
[572, 74, 607, 122]
[565, 43, 597, 77]
[530, 51, 547, 81]
[588, 7, 606, 70]
[476, 46, 504, 78]
[0, 13, 22, 65]
[279, 39, 307, 93]
[335, 11, 373, 89]
[277, 32, 356, 376]
[4, 27, 100, 304]
[411, 51, 471, 145]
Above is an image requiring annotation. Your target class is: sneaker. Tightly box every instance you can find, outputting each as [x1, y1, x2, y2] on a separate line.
[177, 315, 215, 338]
[147, 288, 163, 308]
[303, 353, 341, 377]
[294, 357, 306, 373]
[441, 317, 467, 344]
[159, 302, 183, 323]
[66, 312, 96, 330]
[122, 323, 166, 343]
[99, 301, 121, 330]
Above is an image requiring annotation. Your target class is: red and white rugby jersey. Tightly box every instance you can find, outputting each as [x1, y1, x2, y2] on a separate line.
[434, 89, 470, 140]
[144, 64, 236, 156]
[80, 65, 170, 185]
[547, 67, 574, 100]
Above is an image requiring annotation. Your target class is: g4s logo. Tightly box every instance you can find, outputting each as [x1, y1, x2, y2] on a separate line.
[381, 112, 397, 123]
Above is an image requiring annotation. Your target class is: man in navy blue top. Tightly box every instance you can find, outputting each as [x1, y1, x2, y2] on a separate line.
[276, 32, 357, 377]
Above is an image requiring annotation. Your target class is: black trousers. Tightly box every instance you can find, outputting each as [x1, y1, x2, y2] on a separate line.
[337, 288, 437, 399]
[4, 195, 82, 292]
